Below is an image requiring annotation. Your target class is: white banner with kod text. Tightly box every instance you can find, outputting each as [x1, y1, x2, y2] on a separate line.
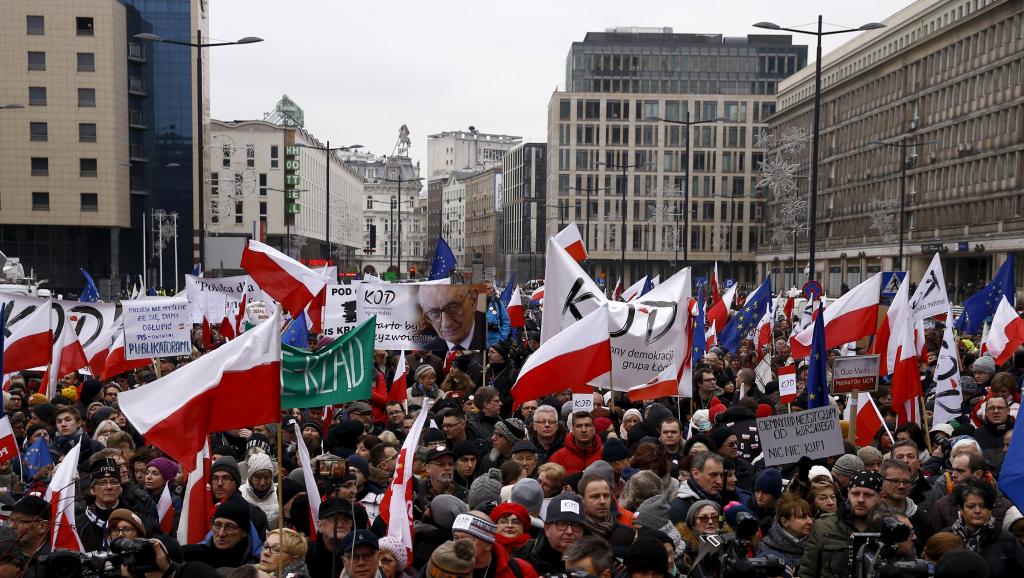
[756, 406, 845, 467]
[123, 297, 193, 360]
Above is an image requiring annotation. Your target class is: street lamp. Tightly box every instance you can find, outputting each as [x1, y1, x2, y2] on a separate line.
[645, 114, 730, 264]
[753, 17, 884, 281]
[294, 143, 362, 261]
[134, 31, 263, 269]
[597, 160, 650, 284]
[869, 138, 940, 270]
[382, 159, 422, 280]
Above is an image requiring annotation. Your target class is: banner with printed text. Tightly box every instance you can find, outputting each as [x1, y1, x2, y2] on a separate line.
[122, 297, 193, 360]
[357, 283, 488, 350]
[281, 317, 376, 408]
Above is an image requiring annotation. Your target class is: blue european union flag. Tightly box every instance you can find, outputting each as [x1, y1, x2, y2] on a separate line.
[719, 276, 772, 353]
[429, 238, 457, 281]
[805, 302, 829, 409]
[999, 413, 1024, 511]
[192, 263, 202, 277]
[639, 274, 653, 298]
[955, 255, 1015, 334]
[146, 287, 157, 296]
[80, 269, 99, 302]
[692, 287, 706, 366]
[23, 437, 52, 479]
[500, 274, 517, 307]
[282, 311, 309, 348]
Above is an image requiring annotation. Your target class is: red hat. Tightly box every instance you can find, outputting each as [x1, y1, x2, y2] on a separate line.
[594, 416, 612, 434]
[489, 501, 530, 528]
[756, 404, 773, 419]
[709, 403, 726, 424]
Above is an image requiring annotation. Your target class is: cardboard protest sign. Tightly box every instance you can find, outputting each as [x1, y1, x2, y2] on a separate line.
[122, 297, 192, 360]
[357, 283, 487, 350]
[756, 406, 844, 466]
[184, 275, 260, 323]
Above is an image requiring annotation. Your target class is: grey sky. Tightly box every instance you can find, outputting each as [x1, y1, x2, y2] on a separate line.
[209, 0, 916, 167]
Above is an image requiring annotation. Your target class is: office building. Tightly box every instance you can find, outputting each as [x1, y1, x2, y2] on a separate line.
[465, 167, 504, 280]
[501, 143, 548, 282]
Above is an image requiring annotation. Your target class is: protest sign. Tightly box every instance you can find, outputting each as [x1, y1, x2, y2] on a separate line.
[122, 297, 192, 360]
[323, 284, 360, 338]
[0, 294, 118, 350]
[756, 406, 845, 467]
[832, 355, 880, 394]
[184, 275, 260, 323]
[281, 317, 375, 408]
[571, 393, 594, 414]
[358, 283, 487, 350]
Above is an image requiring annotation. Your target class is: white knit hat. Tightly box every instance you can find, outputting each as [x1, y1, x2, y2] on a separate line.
[246, 452, 274, 477]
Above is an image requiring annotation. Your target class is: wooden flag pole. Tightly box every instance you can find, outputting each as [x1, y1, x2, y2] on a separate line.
[848, 390, 859, 445]
[276, 423, 284, 577]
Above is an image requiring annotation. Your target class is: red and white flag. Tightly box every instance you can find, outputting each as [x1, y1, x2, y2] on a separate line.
[705, 321, 717, 352]
[890, 302, 923, 426]
[844, 392, 893, 448]
[874, 275, 911, 376]
[782, 295, 795, 322]
[44, 321, 89, 398]
[380, 399, 431, 562]
[101, 324, 152, 381]
[778, 365, 797, 403]
[45, 441, 84, 552]
[177, 442, 213, 545]
[507, 286, 525, 329]
[3, 302, 51, 373]
[985, 296, 1024, 366]
[388, 353, 408, 404]
[539, 239, 603, 344]
[932, 306, 963, 428]
[0, 416, 19, 465]
[621, 277, 647, 303]
[157, 483, 175, 534]
[293, 422, 322, 540]
[530, 285, 545, 307]
[790, 274, 881, 358]
[241, 240, 327, 319]
[754, 308, 773, 361]
[83, 322, 118, 378]
[553, 223, 588, 263]
[512, 305, 611, 408]
[119, 310, 282, 465]
[612, 277, 623, 301]
[706, 284, 737, 333]
[710, 263, 722, 305]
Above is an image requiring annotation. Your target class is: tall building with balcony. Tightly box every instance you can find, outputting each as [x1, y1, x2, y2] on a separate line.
[756, 0, 1024, 300]
[501, 143, 548, 282]
[548, 28, 806, 287]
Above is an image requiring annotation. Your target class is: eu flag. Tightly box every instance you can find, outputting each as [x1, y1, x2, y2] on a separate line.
[955, 255, 1015, 334]
[500, 274, 517, 307]
[999, 412, 1024, 512]
[282, 311, 309, 349]
[718, 275, 772, 353]
[23, 436, 52, 479]
[692, 287, 706, 366]
[80, 269, 100, 302]
[639, 274, 653, 298]
[429, 238, 457, 281]
[192, 263, 202, 277]
[805, 302, 829, 409]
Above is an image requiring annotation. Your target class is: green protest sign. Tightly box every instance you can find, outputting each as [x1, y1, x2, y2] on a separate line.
[281, 316, 376, 409]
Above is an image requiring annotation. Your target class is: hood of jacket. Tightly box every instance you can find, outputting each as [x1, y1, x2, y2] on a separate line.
[564, 431, 603, 457]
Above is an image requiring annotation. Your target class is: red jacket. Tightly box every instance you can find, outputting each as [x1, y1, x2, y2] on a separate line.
[371, 371, 389, 425]
[549, 433, 603, 475]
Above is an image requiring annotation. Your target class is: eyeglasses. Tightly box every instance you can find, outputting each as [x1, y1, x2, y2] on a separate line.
[442, 421, 466, 430]
[424, 301, 464, 323]
[94, 479, 120, 488]
[387, 410, 405, 416]
[695, 515, 720, 524]
[262, 544, 282, 555]
[211, 521, 241, 534]
[553, 521, 583, 534]
[986, 405, 1008, 412]
[110, 526, 137, 537]
[497, 517, 524, 528]
[884, 478, 911, 486]
[533, 420, 557, 426]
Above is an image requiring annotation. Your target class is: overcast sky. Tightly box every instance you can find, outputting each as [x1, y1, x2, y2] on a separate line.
[209, 0, 917, 164]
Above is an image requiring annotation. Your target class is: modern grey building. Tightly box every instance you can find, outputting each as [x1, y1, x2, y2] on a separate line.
[501, 143, 547, 282]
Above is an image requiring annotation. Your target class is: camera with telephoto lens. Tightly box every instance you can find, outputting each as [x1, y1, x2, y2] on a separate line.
[694, 511, 788, 578]
[110, 537, 160, 575]
[852, 517, 933, 578]
[34, 550, 121, 578]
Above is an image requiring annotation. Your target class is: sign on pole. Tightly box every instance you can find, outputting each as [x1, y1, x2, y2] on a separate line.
[571, 393, 594, 415]
[123, 297, 192, 360]
[879, 272, 906, 305]
[756, 406, 845, 466]
[832, 354, 880, 394]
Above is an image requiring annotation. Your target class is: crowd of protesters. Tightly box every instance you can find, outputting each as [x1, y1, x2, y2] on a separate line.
[0, 285, 1022, 578]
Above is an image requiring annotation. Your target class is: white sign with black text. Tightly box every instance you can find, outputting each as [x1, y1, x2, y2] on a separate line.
[756, 406, 844, 467]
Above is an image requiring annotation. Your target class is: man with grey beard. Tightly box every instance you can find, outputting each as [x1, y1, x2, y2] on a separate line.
[415, 446, 469, 513]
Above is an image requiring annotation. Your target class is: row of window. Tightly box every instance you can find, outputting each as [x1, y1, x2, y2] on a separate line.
[28, 122, 97, 142]
[29, 157, 98, 177]
[221, 144, 280, 169]
[26, 192, 98, 212]
[25, 15, 94, 36]
[27, 51, 96, 72]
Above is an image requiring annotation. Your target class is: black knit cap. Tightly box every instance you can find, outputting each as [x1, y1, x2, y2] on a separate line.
[848, 470, 883, 493]
[627, 536, 669, 575]
[89, 458, 120, 484]
[213, 495, 250, 531]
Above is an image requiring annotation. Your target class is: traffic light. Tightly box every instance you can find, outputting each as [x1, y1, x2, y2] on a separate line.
[408, 266, 416, 276]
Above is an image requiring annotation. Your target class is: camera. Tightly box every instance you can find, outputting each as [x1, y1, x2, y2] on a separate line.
[852, 518, 933, 578]
[35, 550, 120, 578]
[111, 537, 160, 575]
[693, 512, 787, 578]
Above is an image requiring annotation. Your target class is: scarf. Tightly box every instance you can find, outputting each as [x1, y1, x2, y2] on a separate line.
[685, 478, 719, 503]
[585, 507, 618, 539]
[495, 532, 530, 554]
[951, 513, 996, 552]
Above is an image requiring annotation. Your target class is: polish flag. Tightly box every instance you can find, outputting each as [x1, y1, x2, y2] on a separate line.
[44, 322, 89, 398]
[612, 277, 623, 301]
[790, 274, 882, 359]
[511, 305, 611, 408]
[119, 310, 282, 466]
[293, 422, 322, 540]
[45, 441, 84, 552]
[101, 326, 152, 380]
[891, 301, 924, 426]
[3, 303, 52, 373]
[782, 295, 795, 322]
[233, 292, 248, 336]
[530, 285, 545, 307]
[778, 365, 797, 403]
[218, 317, 236, 341]
[157, 483, 175, 534]
[874, 275, 911, 376]
[621, 277, 647, 303]
[380, 399, 431, 562]
[754, 309, 773, 360]
[705, 321, 717, 352]
[980, 322, 990, 356]
[388, 353, 408, 404]
[241, 240, 327, 319]
[628, 286, 691, 402]
[710, 263, 722, 305]
[706, 284, 737, 332]
[177, 443, 213, 545]
[985, 296, 1024, 365]
[0, 416, 19, 465]
[507, 286, 525, 329]
[844, 392, 893, 448]
[553, 223, 588, 263]
[83, 322, 118, 378]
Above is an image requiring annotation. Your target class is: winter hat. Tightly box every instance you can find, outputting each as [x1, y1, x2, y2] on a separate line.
[691, 409, 712, 433]
[832, 454, 864, 478]
[686, 500, 721, 527]
[430, 494, 469, 529]
[81, 378, 102, 400]
[602, 437, 629, 462]
[490, 501, 531, 529]
[210, 456, 241, 485]
[582, 460, 614, 489]
[427, 539, 476, 578]
[1002, 506, 1024, 532]
[959, 375, 980, 396]
[377, 536, 408, 572]
[246, 453, 274, 478]
[468, 469, 503, 510]
[756, 404, 773, 419]
[709, 401, 727, 424]
[494, 418, 527, 443]
[930, 424, 955, 438]
[89, 458, 120, 484]
[935, 550, 989, 578]
[594, 416, 612, 434]
[301, 421, 323, 437]
[280, 477, 305, 505]
[973, 356, 996, 375]
[108, 508, 147, 537]
[510, 478, 543, 515]
[635, 493, 671, 530]
[511, 440, 538, 455]
[809, 465, 833, 482]
[347, 454, 370, 480]
[415, 364, 436, 381]
[28, 394, 48, 407]
[723, 501, 755, 530]
[60, 386, 79, 403]
[627, 537, 669, 575]
[754, 468, 783, 499]
[246, 433, 271, 455]
[708, 426, 737, 449]
[452, 512, 497, 543]
[560, 401, 574, 420]
[544, 493, 586, 525]
[423, 428, 446, 445]
[856, 446, 884, 468]
[490, 342, 510, 362]
[147, 457, 179, 484]
[452, 440, 479, 459]
[213, 495, 251, 531]
[848, 471, 883, 493]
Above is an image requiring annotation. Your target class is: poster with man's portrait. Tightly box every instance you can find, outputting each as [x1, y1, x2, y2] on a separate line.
[357, 283, 487, 351]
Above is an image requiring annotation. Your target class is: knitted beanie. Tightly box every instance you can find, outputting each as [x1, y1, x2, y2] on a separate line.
[147, 457, 179, 484]
[213, 495, 251, 531]
[635, 493, 671, 530]
[494, 418, 527, 443]
[510, 478, 543, 515]
[856, 446, 884, 466]
[686, 499, 721, 527]
[468, 468, 503, 510]
[427, 539, 476, 578]
[832, 454, 864, 478]
[377, 536, 408, 572]
[246, 453, 274, 478]
[754, 468, 783, 499]
[452, 512, 497, 544]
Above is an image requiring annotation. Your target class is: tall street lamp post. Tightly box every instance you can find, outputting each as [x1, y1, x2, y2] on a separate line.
[134, 31, 263, 269]
[295, 142, 362, 261]
[870, 137, 940, 270]
[383, 161, 422, 279]
[753, 16, 885, 281]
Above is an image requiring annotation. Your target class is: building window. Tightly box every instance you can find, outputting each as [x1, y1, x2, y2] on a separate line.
[259, 201, 267, 217]
[211, 172, 219, 196]
[32, 192, 49, 211]
[78, 88, 96, 107]
[80, 158, 98, 177]
[80, 193, 98, 212]
[222, 145, 231, 168]
[77, 53, 95, 72]
[79, 123, 96, 142]
[366, 197, 373, 209]
[270, 145, 279, 169]
[31, 157, 48, 176]
[28, 52, 45, 71]
[28, 87, 46, 106]
[246, 144, 255, 168]
[559, 99, 570, 120]
[234, 201, 243, 225]
[30, 122, 47, 141]
[26, 15, 44, 35]
[76, 17, 94, 36]
[259, 173, 267, 196]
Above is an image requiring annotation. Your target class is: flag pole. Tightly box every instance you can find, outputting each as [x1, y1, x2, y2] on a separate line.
[276, 423, 284, 577]
[918, 396, 933, 453]
[848, 390, 859, 445]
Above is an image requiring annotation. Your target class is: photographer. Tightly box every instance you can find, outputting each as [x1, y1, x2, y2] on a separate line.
[799, 471, 882, 578]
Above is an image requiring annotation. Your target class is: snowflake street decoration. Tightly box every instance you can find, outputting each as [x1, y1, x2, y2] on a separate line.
[868, 198, 898, 243]
[757, 155, 800, 198]
[776, 127, 810, 154]
[754, 129, 775, 151]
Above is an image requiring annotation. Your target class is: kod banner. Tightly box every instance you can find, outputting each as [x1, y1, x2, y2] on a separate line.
[0, 293, 118, 350]
[357, 283, 488, 350]
[123, 297, 193, 360]
[184, 275, 263, 323]
[323, 283, 361, 338]
[281, 316, 376, 408]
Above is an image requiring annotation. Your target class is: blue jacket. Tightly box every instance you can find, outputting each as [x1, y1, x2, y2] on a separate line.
[486, 296, 511, 346]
